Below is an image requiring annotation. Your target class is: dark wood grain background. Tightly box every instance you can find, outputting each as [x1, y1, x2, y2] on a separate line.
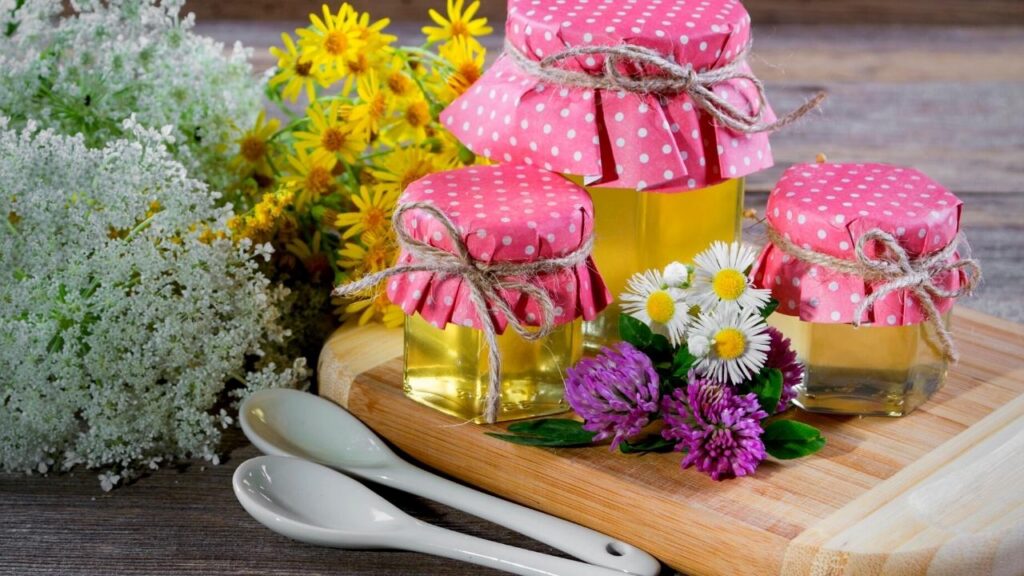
[2, 3, 1022, 575]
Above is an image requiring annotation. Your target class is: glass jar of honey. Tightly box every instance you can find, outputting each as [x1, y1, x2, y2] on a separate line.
[439, 0, 794, 351]
[385, 164, 611, 423]
[753, 162, 977, 416]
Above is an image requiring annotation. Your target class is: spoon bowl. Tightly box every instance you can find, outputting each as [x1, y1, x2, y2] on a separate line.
[242, 387, 394, 468]
[233, 455, 637, 576]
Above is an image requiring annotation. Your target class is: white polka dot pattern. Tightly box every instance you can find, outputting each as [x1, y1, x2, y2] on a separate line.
[752, 162, 966, 326]
[385, 164, 612, 332]
[439, 0, 776, 191]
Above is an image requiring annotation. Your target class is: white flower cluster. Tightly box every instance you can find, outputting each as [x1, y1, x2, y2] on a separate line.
[0, 0, 262, 192]
[0, 119, 308, 489]
[620, 242, 774, 385]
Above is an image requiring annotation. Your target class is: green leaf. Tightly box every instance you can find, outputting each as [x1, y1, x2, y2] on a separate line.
[618, 314, 653, 349]
[762, 420, 826, 460]
[619, 436, 676, 454]
[486, 418, 597, 448]
[671, 345, 697, 378]
[750, 368, 783, 415]
[760, 298, 780, 318]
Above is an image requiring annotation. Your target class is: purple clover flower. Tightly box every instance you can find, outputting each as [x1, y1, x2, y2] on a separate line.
[564, 342, 660, 450]
[765, 326, 803, 413]
[661, 374, 768, 481]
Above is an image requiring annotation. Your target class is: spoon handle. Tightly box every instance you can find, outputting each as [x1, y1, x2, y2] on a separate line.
[405, 522, 641, 576]
[384, 463, 660, 576]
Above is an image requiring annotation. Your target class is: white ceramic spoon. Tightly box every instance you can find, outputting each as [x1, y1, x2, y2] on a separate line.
[234, 455, 637, 576]
[240, 388, 660, 576]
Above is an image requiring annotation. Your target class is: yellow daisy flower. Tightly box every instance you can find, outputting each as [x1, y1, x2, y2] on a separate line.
[232, 111, 280, 175]
[423, 0, 493, 49]
[269, 32, 328, 103]
[439, 36, 485, 98]
[381, 57, 418, 101]
[293, 100, 366, 164]
[282, 148, 338, 210]
[370, 147, 440, 197]
[349, 70, 392, 136]
[334, 185, 399, 240]
[341, 290, 405, 327]
[297, 4, 363, 73]
[338, 230, 395, 273]
[386, 96, 433, 144]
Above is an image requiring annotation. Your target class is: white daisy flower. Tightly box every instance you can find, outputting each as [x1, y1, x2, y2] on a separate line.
[663, 261, 692, 288]
[688, 306, 771, 385]
[620, 268, 691, 346]
[691, 241, 772, 314]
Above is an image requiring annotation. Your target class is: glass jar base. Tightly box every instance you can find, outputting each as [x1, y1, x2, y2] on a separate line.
[403, 380, 569, 424]
[794, 363, 948, 417]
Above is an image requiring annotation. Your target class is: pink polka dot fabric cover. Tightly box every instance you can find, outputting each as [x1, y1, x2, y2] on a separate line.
[752, 163, 966, 326]
[440, 0, 776, 192]
[386, 164, 612, 333]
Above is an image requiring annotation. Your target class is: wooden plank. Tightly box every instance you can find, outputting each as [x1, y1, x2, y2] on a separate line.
[187, 0, 1024, 27]
[318, 308, 1024, 575]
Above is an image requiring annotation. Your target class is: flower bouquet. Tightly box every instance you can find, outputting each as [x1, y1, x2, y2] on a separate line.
[491, 242, 826, 481]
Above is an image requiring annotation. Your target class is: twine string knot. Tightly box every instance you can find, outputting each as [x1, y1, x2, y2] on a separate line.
[333, 202, 595, 423]
[765, 225, 982, 363]
[505, 39, 826, 134]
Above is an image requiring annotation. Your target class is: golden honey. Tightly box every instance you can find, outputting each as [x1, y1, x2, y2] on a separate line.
[582, 178, 745, 350]
[769, 313, 950, 416]
[403, 314, 582, 422]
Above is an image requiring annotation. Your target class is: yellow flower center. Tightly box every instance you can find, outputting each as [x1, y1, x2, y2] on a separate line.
[405, 101, 431, 128]
[325, 30, 350, 55]
[240, 136, 266, 162]
[387, 72, 413, 96]
[346, 53, 369, 74]
[321, 127, 347, 152]
[712, 269, 748, 301]
[294, 60, 313, 77]
[450, 21, 470, 38]
[364, 206, 387, 232]
[713, 328, 746, 360]
[645, 290, 676, 324]
[369, 93, 388, 120]
[305, 166, 334, 196]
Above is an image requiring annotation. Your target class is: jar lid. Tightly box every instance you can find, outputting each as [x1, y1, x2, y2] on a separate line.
[753, 162, 967, 325]
[440, 0, 775, 192]
[386, 164, 612, 333]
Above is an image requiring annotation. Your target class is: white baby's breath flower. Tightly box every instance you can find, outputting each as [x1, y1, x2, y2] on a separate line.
[691, 241, 772, 314]
[688, 307, 771, 385]
[620, 268, 691, 346]
[0, 122, 306, 489]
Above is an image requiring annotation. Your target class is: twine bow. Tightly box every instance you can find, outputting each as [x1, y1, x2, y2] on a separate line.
[765, 225, 982, 362]
[333, 202, 595, 423]
[505, 40, 826, 134]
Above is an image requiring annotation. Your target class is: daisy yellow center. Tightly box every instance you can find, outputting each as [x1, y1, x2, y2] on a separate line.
[405, 101, 431, 128]
[646, 290, 676, 324]
[713, 328, 746, 360]
[364, 207, 386, 232]
[712, 269, 747, 301]
[387, 72, 413, 96]
[458, 62, 481, 85]
[240, 136, 266, 162]
[321, 128, 347, 152]
[305, 166, 333, 195]
[294, 60, 313, 77]
[369, 94, 388, 119]
[450, 21, 470, 38]
[324, 30, 350, 55]
[346, 54, 369, 74]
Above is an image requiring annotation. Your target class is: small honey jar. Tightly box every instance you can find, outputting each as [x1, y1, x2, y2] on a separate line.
[753, 162, 979, 416]
[383, 164, 611, 423]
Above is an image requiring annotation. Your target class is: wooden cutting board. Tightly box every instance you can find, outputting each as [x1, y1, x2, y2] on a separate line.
[317, 307, 1024, 576]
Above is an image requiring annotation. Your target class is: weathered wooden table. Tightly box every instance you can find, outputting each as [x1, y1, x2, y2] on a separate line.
[2, 22, 1022, 576]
